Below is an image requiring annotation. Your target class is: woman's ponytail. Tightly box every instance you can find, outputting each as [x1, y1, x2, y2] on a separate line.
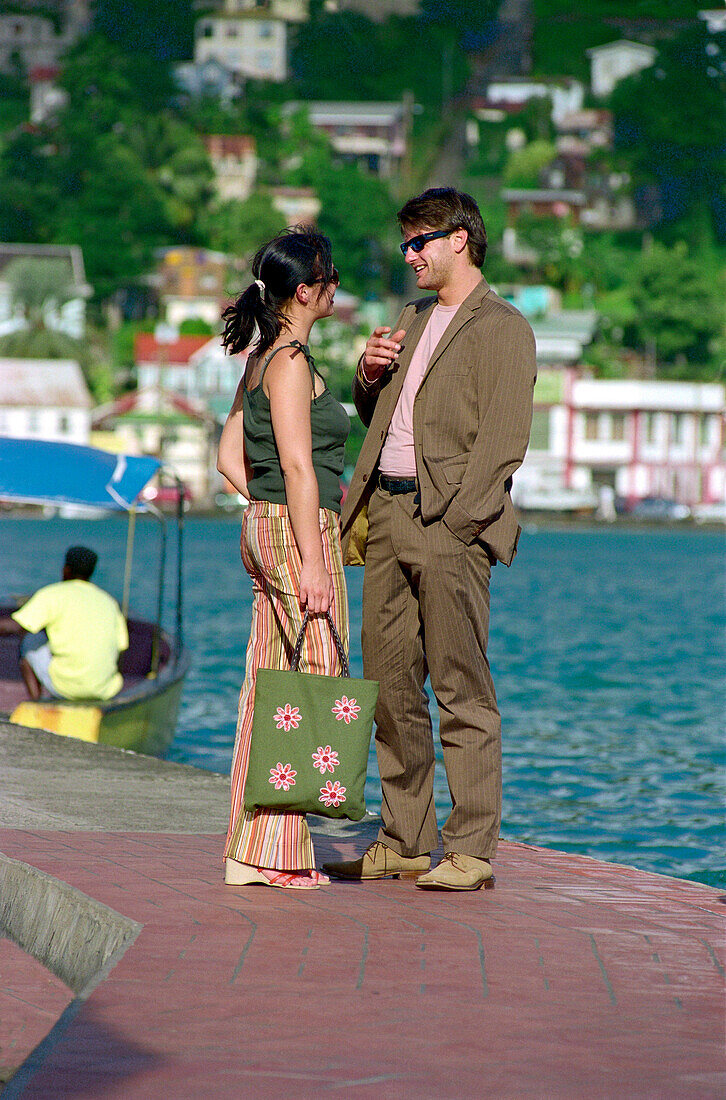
[221, 226, 334, 357]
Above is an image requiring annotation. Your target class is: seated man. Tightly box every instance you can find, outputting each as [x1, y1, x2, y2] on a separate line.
[0, 546, 128, 701]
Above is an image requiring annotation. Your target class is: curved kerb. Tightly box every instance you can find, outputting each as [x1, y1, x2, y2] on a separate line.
[0, 853, 142, 1097]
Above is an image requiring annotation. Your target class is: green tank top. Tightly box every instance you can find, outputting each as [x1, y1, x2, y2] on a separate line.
[243, 340, 350, 513]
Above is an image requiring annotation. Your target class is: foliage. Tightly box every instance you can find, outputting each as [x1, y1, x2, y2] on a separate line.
[2, 257, 74, 328]
[610, 25, 726, 238]
[0, 328, 80, 359]
[530, 0, 704, 80]
[200, 192, 286, 264]
[179, 318, 214, 336]
[93, 0, 196, 61]
[503, 140, 557, 187]
[291, 11, 469, 107]
[621, 241, 725, 371]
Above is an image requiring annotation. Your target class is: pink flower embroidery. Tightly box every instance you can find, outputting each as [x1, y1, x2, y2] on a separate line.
[269, 762, 297, 790]
[319, 780, 347, 808]
[274, 704, 301, 732]
[332, 695, 361, 724]
[312, 745, 340, 774]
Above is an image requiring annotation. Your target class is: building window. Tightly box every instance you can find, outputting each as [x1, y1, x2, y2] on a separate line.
[200, 21, 213, 37]
[644, 412, 656, 443]
[258, 22, 273, 38]
[226, 24, 238, 37]
[699, 416, 711, 446]
[611, 413, 625, 441]
[584, 412, 599, 440]
[672, 413, 684, 445]
[58, 414, 69, 434]
[529, 408, 550, 450]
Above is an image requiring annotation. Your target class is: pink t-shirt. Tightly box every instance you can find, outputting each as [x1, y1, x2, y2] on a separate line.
[379, 302, 460, 478]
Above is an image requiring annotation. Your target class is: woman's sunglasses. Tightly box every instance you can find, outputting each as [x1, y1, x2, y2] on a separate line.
[400, 229, 454, 255]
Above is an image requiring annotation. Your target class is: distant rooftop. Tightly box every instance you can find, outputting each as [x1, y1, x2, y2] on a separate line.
[0, 359, 92, 409]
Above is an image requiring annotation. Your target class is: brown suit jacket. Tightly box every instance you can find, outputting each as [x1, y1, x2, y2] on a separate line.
[341, 278, 536, 567]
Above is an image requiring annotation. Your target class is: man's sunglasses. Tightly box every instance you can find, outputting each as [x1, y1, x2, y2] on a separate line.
[400, 229, 454, 255]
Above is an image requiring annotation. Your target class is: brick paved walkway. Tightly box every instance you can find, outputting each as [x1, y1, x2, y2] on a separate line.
[1, 827, 724, 1099]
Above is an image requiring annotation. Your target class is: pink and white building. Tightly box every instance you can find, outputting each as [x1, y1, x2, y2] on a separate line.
[515, 371, 725, 510]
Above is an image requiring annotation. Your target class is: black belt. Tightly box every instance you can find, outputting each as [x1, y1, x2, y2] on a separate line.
[379, 474, 418, 495]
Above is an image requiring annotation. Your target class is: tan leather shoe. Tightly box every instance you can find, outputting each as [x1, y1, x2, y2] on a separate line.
[415, 852, 494, 891]
[323, 841, 430, 881]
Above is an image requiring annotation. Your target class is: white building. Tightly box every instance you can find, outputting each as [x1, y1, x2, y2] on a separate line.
[483, 78, 584, 125]
[0, 1, 90, 74]
[203, 134, 258, 203]
[0, 359, 92, 444]
[285, 101, 407, 177]
[586, 40, 657, 99]
[194, 0, 308, 83]
[515, 371, 725, 510]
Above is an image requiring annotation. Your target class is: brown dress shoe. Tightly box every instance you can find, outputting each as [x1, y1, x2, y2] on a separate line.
[322, 841, 430, 881]
[415, 852, 494, 891]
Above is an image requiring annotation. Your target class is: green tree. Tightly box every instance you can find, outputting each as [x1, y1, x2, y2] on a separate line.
[201, 192, 286, 263]
[2, 257, 73, 333]
[93, 0, 196, 61]
[623, 241, 724, 373]
[503, 140, 557, 187]
[610, 25, 726, 240]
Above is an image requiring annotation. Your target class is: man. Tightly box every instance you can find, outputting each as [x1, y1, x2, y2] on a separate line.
[323, 188, 536, 891]
[0, 546, 128, 701]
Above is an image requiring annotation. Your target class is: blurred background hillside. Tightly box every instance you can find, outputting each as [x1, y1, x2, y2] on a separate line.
[0, 0, 724, 511]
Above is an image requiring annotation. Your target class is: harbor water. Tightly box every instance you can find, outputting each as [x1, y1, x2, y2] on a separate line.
[2, 516, 724, 886]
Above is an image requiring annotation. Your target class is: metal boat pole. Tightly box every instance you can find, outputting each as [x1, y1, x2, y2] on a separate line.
[145, 505, 166, 677]
[121, 506, 137, 621]
[174, 475, 184, 661]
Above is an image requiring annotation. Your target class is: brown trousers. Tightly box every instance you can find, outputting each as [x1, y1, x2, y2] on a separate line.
[361, 487, 501, 860]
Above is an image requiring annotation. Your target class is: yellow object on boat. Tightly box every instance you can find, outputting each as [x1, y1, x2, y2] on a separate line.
[10, 702, 102, 742]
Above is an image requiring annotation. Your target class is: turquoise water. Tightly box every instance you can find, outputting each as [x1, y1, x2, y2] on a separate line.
[2, 517, 724, 886]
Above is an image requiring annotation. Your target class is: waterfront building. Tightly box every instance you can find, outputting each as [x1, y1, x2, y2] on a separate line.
[0, 359, 91, 445]
[514, 370, 725, 511]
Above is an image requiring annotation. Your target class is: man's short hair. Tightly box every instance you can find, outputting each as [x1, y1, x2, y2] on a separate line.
[65, 546, 97, 580]
[398, 187, 487, 268]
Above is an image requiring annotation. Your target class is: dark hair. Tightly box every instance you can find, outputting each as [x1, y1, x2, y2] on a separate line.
[221, 226, 335, 357]
[397, 187, 487, 268]
[65, 545, 97, 580]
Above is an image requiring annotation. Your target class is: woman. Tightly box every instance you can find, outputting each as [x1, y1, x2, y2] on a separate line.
[217, 227, 350, 890]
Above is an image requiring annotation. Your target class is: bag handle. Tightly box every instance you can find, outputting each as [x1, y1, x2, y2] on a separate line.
[290, 609, 349, 677]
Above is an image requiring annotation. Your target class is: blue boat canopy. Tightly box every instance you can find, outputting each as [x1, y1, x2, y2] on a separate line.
[0, 438, 161, 511]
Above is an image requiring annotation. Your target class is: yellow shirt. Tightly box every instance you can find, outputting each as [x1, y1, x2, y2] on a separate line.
[13, 580, 128, 700]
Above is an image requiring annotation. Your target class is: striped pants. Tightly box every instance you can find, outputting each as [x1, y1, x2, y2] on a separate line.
[225, 500, 349, 870]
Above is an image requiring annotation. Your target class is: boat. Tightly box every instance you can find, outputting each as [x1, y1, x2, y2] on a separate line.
[0, 438, 190, 756]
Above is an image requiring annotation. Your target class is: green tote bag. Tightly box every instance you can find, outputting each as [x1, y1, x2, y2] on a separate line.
[244, 611, 378, 821]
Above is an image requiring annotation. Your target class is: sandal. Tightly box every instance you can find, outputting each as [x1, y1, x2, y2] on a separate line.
[225, 859, 327, 889]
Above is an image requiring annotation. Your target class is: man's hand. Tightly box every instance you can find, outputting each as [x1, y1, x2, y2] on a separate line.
[360, 326, 406, 384]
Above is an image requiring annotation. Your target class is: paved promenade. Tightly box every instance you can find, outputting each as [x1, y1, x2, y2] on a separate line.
[1, 722, 724, 1098]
